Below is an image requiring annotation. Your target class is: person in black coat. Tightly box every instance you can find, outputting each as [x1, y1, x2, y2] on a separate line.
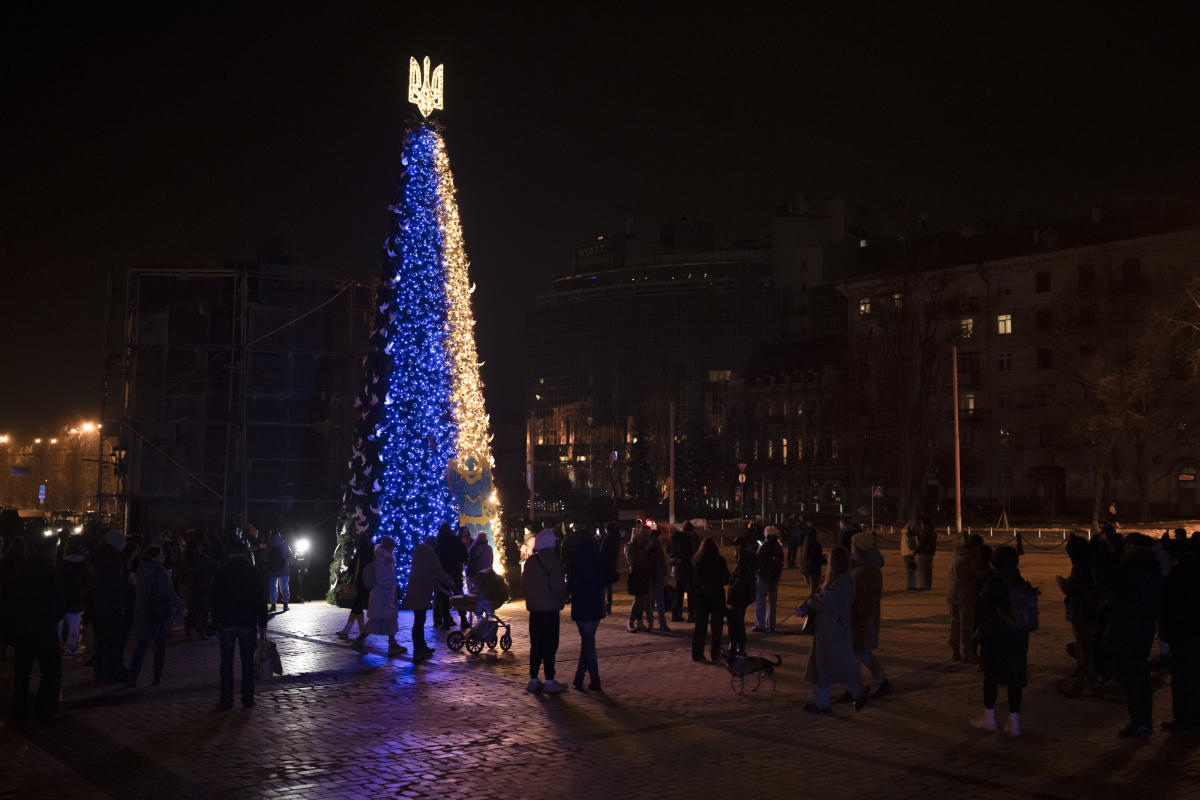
[969, 546, 1032, 736]
[568, 532, 614, 691]
[1162, 538, 1200, 732]
[799, 524, 824, 589]
[726, 536, 758, 656]
[337, 531, 375, 640]
[434, 523, 469, 630]
[690, 537, 729, 662]
[1056, 536, 1102, 697]
[1103, 533, 1164, 739]
[9, 534, 66, 726]
[669, 522, 697, 623]
[212, 541, 269, 710]
[600, 523, 623, 615]
[91, 529, 129, 682]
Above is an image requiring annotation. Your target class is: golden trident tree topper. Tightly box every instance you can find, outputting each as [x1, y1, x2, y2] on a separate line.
[408, 56, 444, 117]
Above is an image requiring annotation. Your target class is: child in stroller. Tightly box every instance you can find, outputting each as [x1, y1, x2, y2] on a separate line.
[446, 570, 512, 655]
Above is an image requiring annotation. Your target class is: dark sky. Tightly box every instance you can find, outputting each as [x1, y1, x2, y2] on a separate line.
[3, 3, 1198, 437]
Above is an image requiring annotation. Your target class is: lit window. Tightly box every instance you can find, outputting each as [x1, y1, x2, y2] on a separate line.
[767, 439, 774, 460]
[961, 317, 975, 338]
[796, 438, 803, 460]
[960, 392, 976, 416]
[858, 297, 871, 316]
[707, 369, 732, 382]
[997, 314, 1013, 335]
[796, 401, 804, 416]
[782, 438, 788, 465]
[830, 438, 839, 460]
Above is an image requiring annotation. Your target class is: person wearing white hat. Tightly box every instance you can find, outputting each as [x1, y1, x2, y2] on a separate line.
[522, 529, 568, 693]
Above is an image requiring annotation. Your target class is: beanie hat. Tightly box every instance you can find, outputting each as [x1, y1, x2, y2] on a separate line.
[534, 528, 557, 551]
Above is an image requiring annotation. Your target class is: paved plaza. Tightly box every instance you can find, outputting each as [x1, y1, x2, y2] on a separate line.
[4, 535, 1200, 799]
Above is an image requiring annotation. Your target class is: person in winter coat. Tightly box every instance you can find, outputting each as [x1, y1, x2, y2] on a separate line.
[129, 544, 187, 688]
[947, 534, 990, 663]
[851, 532, 892, 699]
[624, 526, 654, 632]
[600, 523, 623, 614]
[9, 534, 65, 727]
[642, 525, 671, 632]
[265, 531, 291, 612]
[1055, 535, 1102, 697]
[900, 525, 919, 591]
[803, 547, 865, 712]
[337, 531, 374, 640]
[466, 531, 494, 594]
[786, 516, 803, 568]
[1102, 532, 1164, 739]
[691, 537, 729, 663]
[522, 529, 568, 693]
[399, 536, 453, 659]
[726, 535, 758, 655]
[90, 530, 127, 682]
[1161, 538, 1200, 732]
[182, 530, 220, 640]
[211, 541, 268, 710]
[916, 517, 937, 590]
[969, 546, 1034, 736]
[58, 537, 90, 659]
[754, 526, 785, 632]
[799, 523, 824, 589]
[669, 522, 697, 623]
[355, 536, 409, 656]
[567, 530, 613, 691]
[434, 523, 469, 630]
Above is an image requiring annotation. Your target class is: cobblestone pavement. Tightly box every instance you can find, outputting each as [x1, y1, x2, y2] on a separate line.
[4, 539, 1200, 799]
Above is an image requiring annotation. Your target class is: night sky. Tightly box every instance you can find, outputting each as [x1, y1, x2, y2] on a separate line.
[4, 4, 1198, 437]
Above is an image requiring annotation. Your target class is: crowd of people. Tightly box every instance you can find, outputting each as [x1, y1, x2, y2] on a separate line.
[0, 520, 283, 726]
[4, 510, 1198, 744]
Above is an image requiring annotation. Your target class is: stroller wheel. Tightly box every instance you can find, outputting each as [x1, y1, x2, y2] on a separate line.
[447, 630, 465, 651]
[487, 637, 497, 650]
[500, 632, 512, 652]
[466, 636, 484, 655]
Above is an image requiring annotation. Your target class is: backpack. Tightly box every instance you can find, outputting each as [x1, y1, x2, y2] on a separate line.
[1004, 579, 1040, 633]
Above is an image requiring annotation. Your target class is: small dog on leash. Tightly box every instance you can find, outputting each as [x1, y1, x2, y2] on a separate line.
[721, 650, 782, 694]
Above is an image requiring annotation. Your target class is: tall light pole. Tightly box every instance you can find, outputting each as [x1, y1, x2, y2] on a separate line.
[952, 345, 963, 535]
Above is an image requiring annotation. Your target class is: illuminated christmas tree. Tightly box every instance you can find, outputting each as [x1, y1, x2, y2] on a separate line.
[336, 57, 498, 599]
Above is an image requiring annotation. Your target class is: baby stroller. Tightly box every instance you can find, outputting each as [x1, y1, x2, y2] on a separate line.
[446, 570, 512, 656]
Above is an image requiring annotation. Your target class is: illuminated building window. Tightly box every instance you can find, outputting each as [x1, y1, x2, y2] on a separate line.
[960, 317, 975, 338]
[707, 369, 731, 382]
[997, 314, 1013, 335]
[830, 437, 839, 460]
[796, 401, 804, 416]
[782, 437, 788, 465]
[811, 437, 819, 461]
[858, 297, 871, 316]
[796, 438, 803, 460]
[767, 439, 774, 460]
[960, 392, 976, 416]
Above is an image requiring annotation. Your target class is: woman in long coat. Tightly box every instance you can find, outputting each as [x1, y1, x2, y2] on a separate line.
[129, 544, 187, 687]
[400, 536, 453, 659]
[803, 546, 864, 711]
[352, 536, 406, 656]
[338, 531, 374, 640]
[970, 545, 1032, 736]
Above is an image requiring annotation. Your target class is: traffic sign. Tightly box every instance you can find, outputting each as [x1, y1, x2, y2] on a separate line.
[872, 485, 884, 499]
[738, 462, 747, 472]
